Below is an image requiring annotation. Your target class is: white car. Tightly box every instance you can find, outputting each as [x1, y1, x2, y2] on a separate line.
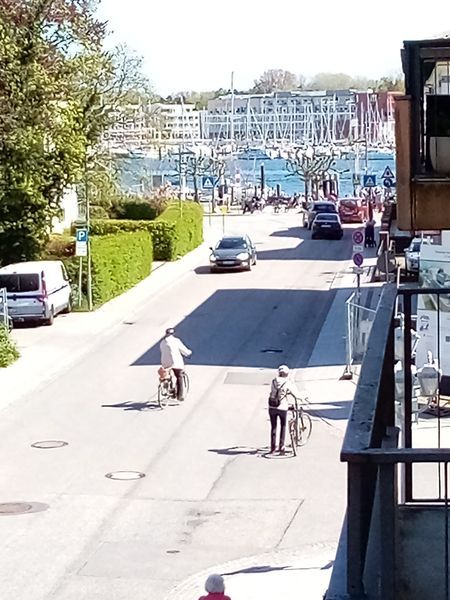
[0, 260, 72, 325]
[405, 238, 422, 272]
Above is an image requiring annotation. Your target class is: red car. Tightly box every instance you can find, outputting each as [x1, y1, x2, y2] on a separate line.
[338, 198, 368, 223]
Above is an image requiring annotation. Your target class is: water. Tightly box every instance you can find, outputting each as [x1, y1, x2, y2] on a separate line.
[117, 154, 396, 198]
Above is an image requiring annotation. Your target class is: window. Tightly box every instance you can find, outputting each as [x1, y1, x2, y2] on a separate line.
[0, 273, 40, 292]
[217, 238, 247, 250]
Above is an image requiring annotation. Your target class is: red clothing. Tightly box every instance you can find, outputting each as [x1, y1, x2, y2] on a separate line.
[198, 595, 231, 600]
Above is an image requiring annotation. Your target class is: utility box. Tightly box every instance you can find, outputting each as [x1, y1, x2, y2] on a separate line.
[396, 37, 450, 230]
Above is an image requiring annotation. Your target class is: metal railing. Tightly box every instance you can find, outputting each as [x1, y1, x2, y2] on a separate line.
[327, 284, 450, 600]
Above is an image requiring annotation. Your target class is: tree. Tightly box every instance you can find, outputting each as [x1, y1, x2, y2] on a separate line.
[375, 74, 405, 92]
[286, 149, 334, 198]
[307, 72, 356, 91]
[0, 1, 151, 265]
[252, 69, 298, 93]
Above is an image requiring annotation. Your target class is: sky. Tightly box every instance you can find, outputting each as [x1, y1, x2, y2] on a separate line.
[97, 0, 450, 95]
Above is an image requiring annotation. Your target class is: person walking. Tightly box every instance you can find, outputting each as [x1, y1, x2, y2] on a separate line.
[198, 574, 231, 600]
[159, 328, 192, 401]
[268, 365, 300, 455]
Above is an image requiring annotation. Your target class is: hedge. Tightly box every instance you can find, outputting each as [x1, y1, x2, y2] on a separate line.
[90, 201, 203, 261]
[43, 231, 153, 308]
[0, 325, 19, 368]
[90, 231, 153, 306]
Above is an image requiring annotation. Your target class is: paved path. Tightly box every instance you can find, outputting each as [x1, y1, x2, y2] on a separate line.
[0, 211, 373, 599]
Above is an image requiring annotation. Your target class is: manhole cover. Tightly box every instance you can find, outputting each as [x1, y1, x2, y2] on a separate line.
[31, 440, 68, 449]
[0, 502, 48, 515]
[166, 549, 180, 554]
[105, 471, 146, 481]
[122, 321, 136, 325]
[261, 348, 283, 353]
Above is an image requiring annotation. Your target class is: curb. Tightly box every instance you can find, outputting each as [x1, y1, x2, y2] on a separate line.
[163, 542, 337, 600]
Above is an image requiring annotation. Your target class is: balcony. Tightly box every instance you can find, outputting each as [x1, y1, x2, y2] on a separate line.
[326, 284, 450, 600]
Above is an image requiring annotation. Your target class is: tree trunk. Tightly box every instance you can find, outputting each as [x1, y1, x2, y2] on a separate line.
[193, 176, 199, 202]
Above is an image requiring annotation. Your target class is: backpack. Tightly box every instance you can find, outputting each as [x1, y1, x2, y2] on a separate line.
[268, 381, 287, 408]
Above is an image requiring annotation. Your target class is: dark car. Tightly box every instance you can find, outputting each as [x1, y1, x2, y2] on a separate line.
[311, 213, 343, 240]
[209, 235, 257, 272]
[303, 201, 338, 229]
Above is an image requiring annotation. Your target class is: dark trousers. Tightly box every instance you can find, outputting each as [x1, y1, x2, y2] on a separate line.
[269, 408, 287, 450]
[172, 368, 185, 400]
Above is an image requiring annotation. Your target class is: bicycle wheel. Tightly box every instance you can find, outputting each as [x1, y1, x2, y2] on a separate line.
[297, 411, 312, 446]
[289, 420, 297, 456]
[158, 381, 170, 408]
[182, 372, 190, 397]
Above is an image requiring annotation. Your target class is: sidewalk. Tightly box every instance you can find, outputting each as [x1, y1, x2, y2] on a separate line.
[164, 544, 336, 600]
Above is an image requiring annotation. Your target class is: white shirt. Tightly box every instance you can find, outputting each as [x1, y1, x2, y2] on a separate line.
[269, 375, 300, 411]
[160, 335, 192, 369]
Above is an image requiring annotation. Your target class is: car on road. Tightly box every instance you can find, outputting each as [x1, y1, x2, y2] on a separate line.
[404, 238, 422, 273]
[303, 201, 338, 229]
[311, 213, 343, 240]
[0, 260, 72, 325]
[338, 198, 368, 223]
[209, 235, 257, 272]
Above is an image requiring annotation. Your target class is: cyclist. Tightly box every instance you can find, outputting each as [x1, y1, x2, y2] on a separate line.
[159, 328, 192, 401]
[267, 364, 300, 455]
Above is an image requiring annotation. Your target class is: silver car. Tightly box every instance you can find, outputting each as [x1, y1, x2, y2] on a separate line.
[209, 235, 257, 272]
[405, 238, 422, 273]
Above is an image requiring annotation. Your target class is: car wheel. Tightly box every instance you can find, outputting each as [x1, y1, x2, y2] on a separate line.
[311, 233, 317, 240]
[252, 255, 257, 266]
[61, 296, 72, 314]
[44, 306, 55, 326]
[210, 267, 217, 273]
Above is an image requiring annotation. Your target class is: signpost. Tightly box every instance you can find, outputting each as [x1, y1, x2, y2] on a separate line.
[75, 228, 88, 257]
[363, 174, 377, 188]
[382, 165, 395, 190]
[202, 175, 217, 189]
[352, 229, 365, 295]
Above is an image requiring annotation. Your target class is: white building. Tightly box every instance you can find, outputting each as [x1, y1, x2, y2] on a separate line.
[155, 103, 201, 141]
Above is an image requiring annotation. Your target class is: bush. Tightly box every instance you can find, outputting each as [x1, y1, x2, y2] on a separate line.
[0, 325, 19, 367]
[114, 200, 157, 221]
[90, 231, 153, 306]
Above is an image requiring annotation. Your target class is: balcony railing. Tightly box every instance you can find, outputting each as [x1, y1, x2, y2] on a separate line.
[326, 284, 450, 600]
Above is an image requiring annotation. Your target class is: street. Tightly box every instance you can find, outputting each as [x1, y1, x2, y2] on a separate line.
[0, 211, 357, 600]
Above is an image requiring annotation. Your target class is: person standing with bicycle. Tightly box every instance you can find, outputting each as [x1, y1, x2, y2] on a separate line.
[268, 365, 299, 455]
[160, 328, 192, 401]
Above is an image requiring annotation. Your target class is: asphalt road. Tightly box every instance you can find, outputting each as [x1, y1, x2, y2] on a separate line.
[0, 212, 356, 600]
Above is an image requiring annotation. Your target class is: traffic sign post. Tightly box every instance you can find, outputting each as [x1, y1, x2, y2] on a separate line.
[352, 229, 365, 297]
[383, 178, 395, 188]
[75, 228, 88, 257]
[382, 166, 395, 180]
[363, 174, 377, 188]
[202, 175, 217, 189]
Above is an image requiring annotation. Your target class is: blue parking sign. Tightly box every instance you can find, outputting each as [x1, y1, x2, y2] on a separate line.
[76, 228, 88, 242]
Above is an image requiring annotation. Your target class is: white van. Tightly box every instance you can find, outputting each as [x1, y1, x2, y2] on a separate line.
[0, 261, 72, 325]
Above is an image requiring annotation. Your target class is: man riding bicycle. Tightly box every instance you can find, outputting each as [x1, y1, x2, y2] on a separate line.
[159, 328, 192, 401]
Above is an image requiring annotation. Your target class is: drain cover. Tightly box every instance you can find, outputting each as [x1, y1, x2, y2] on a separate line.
[166, 549, 180, 554]
[31, 440, 68, 449]
[0, 502, 48, 515]
[261, 348, 283, 353]
[105, 471, 146, 481]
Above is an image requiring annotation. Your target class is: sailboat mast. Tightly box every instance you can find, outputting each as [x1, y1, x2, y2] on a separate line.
[230, 71, 235, 143]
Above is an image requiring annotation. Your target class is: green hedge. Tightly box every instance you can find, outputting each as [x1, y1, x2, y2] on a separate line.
[90, 231, 153, 306]
[114, 200, 157, 221]
[0, 325, 19, 368]
[90, 201, 203, 261]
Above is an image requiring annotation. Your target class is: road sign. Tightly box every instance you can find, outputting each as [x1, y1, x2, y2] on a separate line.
[352, 173, 361, 185]
[202, 175, 217, 189]
[353, 252, 364, 267]
[352, 266, 364, 275]
[76, 228, 88, 242]
[353, 244, 364, 253]
[382, 165, 395, 180]
[363, 175, 377, 188]
[383, 178, 395, 188]
[352, 230, 364, 245]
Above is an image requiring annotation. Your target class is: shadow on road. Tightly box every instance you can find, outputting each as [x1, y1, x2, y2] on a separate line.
[208, 446, 267, 456]
[131, 287, 352, 369]
[307, 400, 353, 421]
[221, 561, 334, 576]
[101, 400, 161, 411]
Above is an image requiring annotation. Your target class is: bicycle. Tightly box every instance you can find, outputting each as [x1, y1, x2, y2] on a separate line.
[288, 395, 312, 456]
[157, 368, 190, 409]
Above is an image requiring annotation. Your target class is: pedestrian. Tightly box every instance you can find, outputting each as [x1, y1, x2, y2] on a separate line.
[159, 327, 192, 401]
[198, 574, 231, 600]
[267, 365, 300, 455]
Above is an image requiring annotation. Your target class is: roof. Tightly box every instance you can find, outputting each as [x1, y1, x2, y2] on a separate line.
[0, 260, 62, 274]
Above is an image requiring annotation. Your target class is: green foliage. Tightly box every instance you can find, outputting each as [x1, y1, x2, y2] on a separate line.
[113, 200, 158, 221]
[0, 325, 19, 368]
[90, 201, 203, 261]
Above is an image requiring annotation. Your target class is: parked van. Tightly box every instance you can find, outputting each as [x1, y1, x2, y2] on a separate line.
[0, 261, 72, 325]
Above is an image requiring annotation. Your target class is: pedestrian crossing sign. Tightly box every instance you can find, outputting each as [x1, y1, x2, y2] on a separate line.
[363, 174, 377, 188]
[202, 175, 217, 189]
[382, 166, 395, 180]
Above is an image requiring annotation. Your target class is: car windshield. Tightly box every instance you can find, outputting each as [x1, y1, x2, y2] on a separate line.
[314, 204, 335, 213]
[316, 214, 338, 221]
[217, 238, 247, 249]
[410, 242, 421, 253]
[0, 273, 40, 292]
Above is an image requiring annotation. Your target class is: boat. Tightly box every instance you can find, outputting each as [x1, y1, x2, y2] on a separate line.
[235, 146, 273, 161]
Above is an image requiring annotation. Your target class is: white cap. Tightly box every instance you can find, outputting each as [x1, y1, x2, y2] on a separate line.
[278, 364, 290, 375]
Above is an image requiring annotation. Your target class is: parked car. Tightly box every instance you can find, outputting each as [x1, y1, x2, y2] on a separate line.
[311, 213, 343, 240]
[404, 238, 422, 273]
[209, 235, 257, 272]
[0, 260, 72, 325]
[303, 201, 338, 229]
[338, 198, 368, 223]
